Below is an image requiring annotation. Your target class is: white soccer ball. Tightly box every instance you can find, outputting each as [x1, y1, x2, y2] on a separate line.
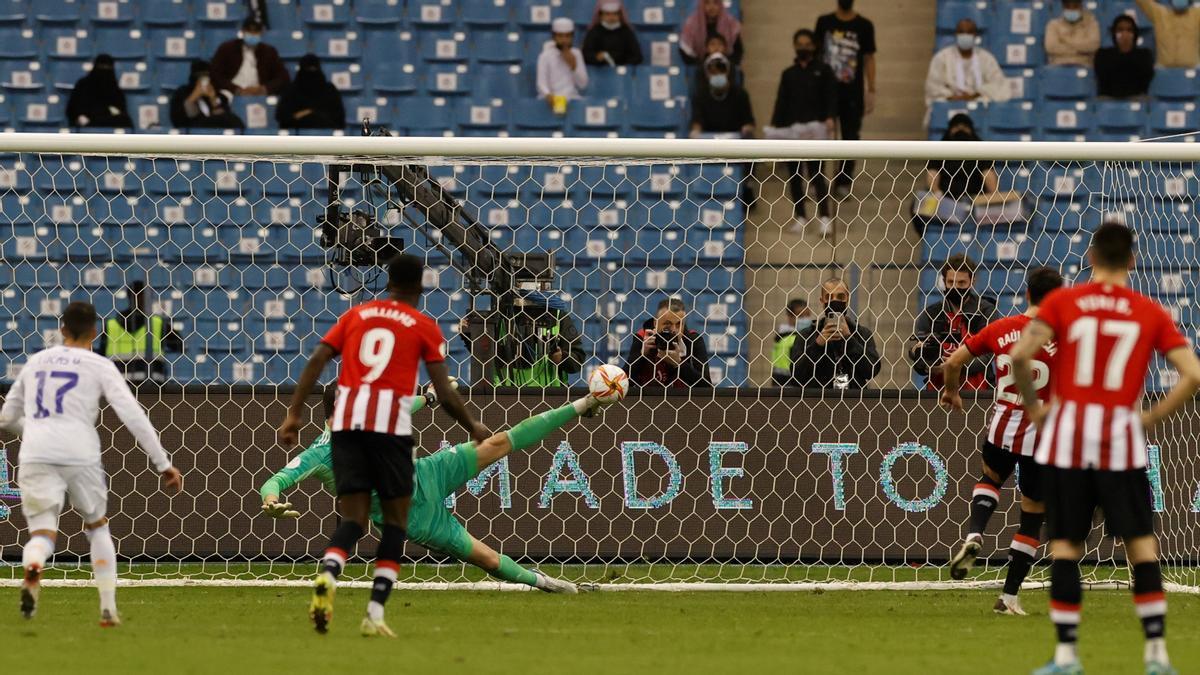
[588, 364, 629, 405]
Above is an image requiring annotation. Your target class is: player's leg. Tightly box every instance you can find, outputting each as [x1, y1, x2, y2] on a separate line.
[462, 534, 576, 593]
[950, 442, 1015, 580]
[66, 462, 118, 626]
[996, 458, 1046, 615]
[473, 396, 598, 470]
[15, 463, 66, 620]
[359, 434, 417, 637]
[311, 431, 376, 633]
[1035, 467, 1093, 674]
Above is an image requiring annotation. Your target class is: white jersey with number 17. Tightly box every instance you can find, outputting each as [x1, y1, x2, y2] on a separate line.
[0, 346, 171, 471]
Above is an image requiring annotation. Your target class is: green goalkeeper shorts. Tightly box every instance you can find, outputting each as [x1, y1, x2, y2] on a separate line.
[407, 442, 478, 561]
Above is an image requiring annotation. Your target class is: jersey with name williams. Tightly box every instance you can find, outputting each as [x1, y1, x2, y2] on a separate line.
[964, 313, 1058, 457]
[321, 299, 445, 436]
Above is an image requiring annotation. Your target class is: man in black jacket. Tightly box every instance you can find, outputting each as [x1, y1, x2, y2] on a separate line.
[625, 298, 712, 388]
[771, 28, 837, 236]
[788, 278, 880, 389]
[908, 253, 996, 390]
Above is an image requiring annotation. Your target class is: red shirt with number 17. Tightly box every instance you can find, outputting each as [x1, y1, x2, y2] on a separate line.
[321, 299, 446, 436]
[1033, 282, 1189, 471]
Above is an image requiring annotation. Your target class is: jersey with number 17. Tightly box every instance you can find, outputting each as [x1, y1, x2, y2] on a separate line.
[1033, 282, 1189, 471]
[320, 299, 446, 436]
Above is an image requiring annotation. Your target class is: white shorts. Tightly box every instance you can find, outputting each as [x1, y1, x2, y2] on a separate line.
[17, 463, 108, 531]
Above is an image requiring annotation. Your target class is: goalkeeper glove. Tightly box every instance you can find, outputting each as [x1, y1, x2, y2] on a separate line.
[422, 376, 459, 408]
[262, 500, 300, 519]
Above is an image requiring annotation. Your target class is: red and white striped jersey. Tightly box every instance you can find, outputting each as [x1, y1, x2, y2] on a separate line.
[321, 299, 446, 436]
[964, 314, 1058, 457]
[1034, 282, 1189, 470]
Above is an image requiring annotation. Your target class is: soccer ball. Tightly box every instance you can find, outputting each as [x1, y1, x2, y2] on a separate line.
[588, 364, 629, 404]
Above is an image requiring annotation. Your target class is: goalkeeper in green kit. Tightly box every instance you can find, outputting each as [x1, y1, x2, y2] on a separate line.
[261, 383, 605, 595]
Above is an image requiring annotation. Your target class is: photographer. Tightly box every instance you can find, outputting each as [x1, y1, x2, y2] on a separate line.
[908, 253, 995, 390]
[625, 298, 712, 388]
[787, 278, 880, 389]
[459, 292, 584, 388]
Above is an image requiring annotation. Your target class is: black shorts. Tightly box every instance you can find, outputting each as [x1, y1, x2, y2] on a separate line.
[981, 441, 1044, 503]
[330, 430, 415, 500]
[1043, 467, 1155, 542]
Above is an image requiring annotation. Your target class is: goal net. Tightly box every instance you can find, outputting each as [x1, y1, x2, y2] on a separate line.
[0, 134, 1196, 591]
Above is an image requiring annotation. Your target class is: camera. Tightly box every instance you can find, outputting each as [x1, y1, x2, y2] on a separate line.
[319, 209, 405, 267]
[654, 329, 677, 351]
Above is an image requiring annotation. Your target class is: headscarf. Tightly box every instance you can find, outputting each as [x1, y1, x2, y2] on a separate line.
[187, 59, 210, 86]
[1109, 14, 1140, 48]
[680, 0, 740, 59]
[941, 112, 979, 141]
[293, 53, 327, 88]
[73, 53, 122, 109]
[588, 0, 630, 29]
[119, 280, 149, 332]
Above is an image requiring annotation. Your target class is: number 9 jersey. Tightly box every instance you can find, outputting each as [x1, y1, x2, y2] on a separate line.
[320, 299, 446, 436]
[964, 313, 1058, 457]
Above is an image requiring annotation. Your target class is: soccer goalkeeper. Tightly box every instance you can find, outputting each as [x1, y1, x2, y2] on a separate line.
[261, 384, 600, 613]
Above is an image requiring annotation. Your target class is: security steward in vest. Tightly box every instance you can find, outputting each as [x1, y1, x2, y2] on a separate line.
[97, 281, 184, 383]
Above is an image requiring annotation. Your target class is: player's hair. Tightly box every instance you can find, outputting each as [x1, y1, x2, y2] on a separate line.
[386, 253, 425, 293]
[793, 28, 815, 44]
[1090, 221, 1135, 268]
[322, 386, 337, 420]
[656, 297, 686, 314]
[786, 298, 808, 315]
[940, 253, 977, 280]
[1025, 266, 1064, 305]
[61, 301, 98, 339]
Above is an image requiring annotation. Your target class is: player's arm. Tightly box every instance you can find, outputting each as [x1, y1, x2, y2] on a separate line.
[0, 369, 26, 434]
[100, 363, 183, 493]
[1142, 347, 1200, 430]
[427, 360, 490, 443]
[1010, 319, 1055, 426]
[260, 441, 330, 518]
[278, 343, 335, 447]
[939, 344, 975, 411]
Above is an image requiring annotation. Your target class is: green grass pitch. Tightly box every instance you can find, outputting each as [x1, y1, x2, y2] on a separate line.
[3, 586, 1198, 674]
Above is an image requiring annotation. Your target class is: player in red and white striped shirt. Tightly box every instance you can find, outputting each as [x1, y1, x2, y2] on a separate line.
[1010, 223, 1200, 675]
[940, 266, 1063, 616]
[278, 254, 489, 637]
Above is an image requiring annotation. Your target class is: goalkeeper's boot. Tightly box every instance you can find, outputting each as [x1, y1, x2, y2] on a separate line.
[1033, 661, 1084, 675]
[99, 608, 121, 628]
[309, 571, 336, 634]
[533, 570, 579, 594]
[949, 537, 982, 580]
[1145, 662, 1178, 675]
[994, 595, 1028, 616]
[360, 615, 397, 638]
[19, 563, 40, 620]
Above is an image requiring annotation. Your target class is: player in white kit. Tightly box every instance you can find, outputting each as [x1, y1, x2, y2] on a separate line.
[0, 302, 183, 626]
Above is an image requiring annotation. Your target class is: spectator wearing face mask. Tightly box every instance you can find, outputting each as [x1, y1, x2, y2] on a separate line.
[170, 59, 245, 129]
[787, 278, 881, 390]
[924, 18, 1010, 122]
[582, 0, 643, 66]
[908, 254, 995, 391]
[275, 54, 346, 129]
[679, 0, 743, 66]
[209, 17, 291, 97]
[772, 29, 836, 236]
[1045, 0, 1100, 66]
[815, 0, 877, 198]
[537, 18, 589, 106]
[1095, 15, 1155, 98]
[66, 54, 133, 129]
[689, 53, 754, 137]
[1133, 0, 1200, 67]
[772, 298, 814, 386]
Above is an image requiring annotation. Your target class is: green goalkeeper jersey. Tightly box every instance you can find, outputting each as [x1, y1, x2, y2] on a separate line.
[259, 425, 387, 526]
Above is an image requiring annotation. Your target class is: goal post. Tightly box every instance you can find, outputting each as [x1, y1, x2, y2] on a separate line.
[0, 134, 1196, 591]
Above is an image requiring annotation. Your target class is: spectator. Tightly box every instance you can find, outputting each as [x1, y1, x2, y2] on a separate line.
[276, 54, 346, 130]
[98, 281, 184, 384]
[1044, 0, 1100, 66]
[815, 0, 877, 197]
[459, 292, 584, 387]
[771, 298, 814, 386]
[625, 298, 712, 388]
[772, 29, 836, 236]
[210, 17, 290, 97]
[1134, 0, 1200, 67]
[1095, 15, 1156, 98]
[537, 18, 589, 108]
[908, 254, 995, 391]
[66, 54, 133, 129]
[924, 18, 1011, 119]
[582, 0, 644, 66]
[788, 278, 881, 389]
[679, 0, 743, 65]
[169, 60, 245, 130]
[689, 53, 754, 137]
[925, 113, 1000, 201]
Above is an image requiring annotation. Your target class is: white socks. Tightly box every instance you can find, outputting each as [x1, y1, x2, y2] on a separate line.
[1054, 643, 1079, 667]
[367, 600, 385, 622]
[22, 534, 53, 571]
[1145, 638, 1169, 665]
[86, 524, 118, 613]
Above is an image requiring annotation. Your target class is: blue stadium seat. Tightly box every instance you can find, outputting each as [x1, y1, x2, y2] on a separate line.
[567, 98, 621, 135]
[463, 0, 511, 28]
[343, 94, 394, 128]
[626, 98, 684, 136]
[1039, 66, 1094, 100]
[472, 30, 523, 63]
[1030, 163, 1098, 202]
[1147, 101, 1199, 135]
[1131, 268, 1198, 298]
[312, 29, 362, 61]
[127, 93, 169, 131]
[1095, 99, 1148, 134]
[626, 164, 685, 200]
[48, 60, 88, 91]
[196, 0, 244, 26]
[96, 27, 147, 60]
[514, 0, 554, 29]
[630, 66, 683, 102]
[355, 0, 404, 27]
[12, 92, 66, 128]
[155, 61, 191, 91]
[42, 27, 93, 61]
[981, 101, 1034, 138]
[993, 35, 1043, 68]
[1039, 101, 1093, 139]
[0, 27, 36, 59]
[116, 62, 153, 93]
[144, 0, 190, 26]
[1003, 66, 1038, 101]
[625, 0, 680, 31]
[936, 1, 988, 34]
[991, 2, 1049, 40]
[688, 227, 744, 266]
[976, 227, 1032, 265]
[328, 65, 365, 94]
[511, 97, 564, 136]
[631, 228, 689, 265]
[475, 63, 523, 101]
[364, 29, 417, 66]
[928, 100, 987, 137]
[407, 0, 456, 27]
[34, 0, 81, 25]
[1150, 67, 1199, 101]
[691, 164, 743, 201]
[230, 95, 276, 131]
[420, 31, 468, 62]
[395, 95, 458, 134]
[302, 1, 351, 26]
[921, 228, 976, 264]
[267, 29, 312, 60]
[574, 165, 632, 201]
[0, 0, 27, 24]
[370, 62, 418, 94]
[425, 64, 471, 96]
[90, 0, 135, 25]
